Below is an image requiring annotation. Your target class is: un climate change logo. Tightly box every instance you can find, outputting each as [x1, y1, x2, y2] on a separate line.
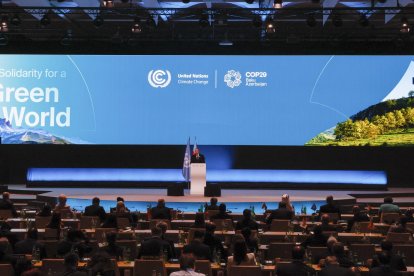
[148, 70, 172, 88]
[224, 70, 242, 88]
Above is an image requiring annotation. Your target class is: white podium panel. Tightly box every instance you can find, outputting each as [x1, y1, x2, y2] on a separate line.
[190, 163, 206, 195]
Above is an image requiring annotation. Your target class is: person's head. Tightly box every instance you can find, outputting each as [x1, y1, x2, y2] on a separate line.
[193, 230, 205, 241]
[193, 148, 199, 155]
[384, 197, 393, 204]
[352, 205, 361, 215]
[321, 214, 330, 225]
[325, 256, 339, 266]
[326, 195, 334, 205]
[157, 221, 168, 235]
[64, 253, 79, 268]
[219, 203, 226, 214]
[116, 197, 125, 202]
[194, 213, 205, 226]
[242, 209, 252, 220]
[157, 199, 166, 208]
[151, 226, 162, 237]
[92, 197, 100, 206]
[282, 194, 290, 203]
[179, 255, 196, 271]
[233, 237, 248, 265]
[210, 197, 218, 206]
[399, 215, 408, 227]
[278, 202, 287, 209]
[205, 222, 216, 233]
[116, 201, 126, 213]
[58, 194, 67, 206]
[292, 246, 306, 261]
[332, 242, 345, 257]
[313, 225, 323, 236]
[381, 240, 393, 252]
[377, 252, 392, 265]
[241, 227, 251, 241]
[106, 231, 117, 244]
[327, 236, 338, 253]
[27, 228, 38, 240]
[2, 192, 10, 200]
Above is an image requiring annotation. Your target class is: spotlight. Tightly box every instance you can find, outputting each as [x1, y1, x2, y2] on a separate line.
[11, 14, 21, 26]
[131, 17, 142, 33]
[400, 17, 410, 33]
[252, 15, 262, 28]
[332, 14, 342, 27]
[0, 16, 8, 32]
[306, 14, 316, 27]
[199, 15, 209, 28]
[266, 19, 276, 33]
[246, 0, 254, 4]
[103, 0, 114, 7]
[359, 14, 369, 27]
[273, 0, 282, 9]
[94, 15, 104, 27]
[40, 14, 51, 26]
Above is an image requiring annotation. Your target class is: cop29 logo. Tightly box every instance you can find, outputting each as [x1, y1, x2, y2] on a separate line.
[224, 70, 242, 88]
[148, 70, 172, 88]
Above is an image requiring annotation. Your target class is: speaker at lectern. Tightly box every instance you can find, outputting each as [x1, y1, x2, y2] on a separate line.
[190, 163, 206, 195]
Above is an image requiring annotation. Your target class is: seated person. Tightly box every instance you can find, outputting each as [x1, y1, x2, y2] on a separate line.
[282, 194, 295, 212]
[57, 229, 92, 259]
[63, 253, 87, 276]
[54, 194, 73, 215]
[114, 201, 132, 224]
[183, 230, 212, 261]
[87, 250, 116, 276]
[203, 222, 226, 261]
[301, 225, 328, 248]
[157, 221, 176, 258]
[205, 197, 219, 211]
[170, 255, 205, 276]
[0, 192, 17, 217]
[347, 205, 370, 232]
[150, 199, 172, 220]
[138, 226, 173, 260]
[388, 215, 413, 234]
[110, 197, 130, 213]
[210, 203, 233, 220]
[266, 202, 294, 224]
[370, 252, 402, 276]
[332, 242, 354, 268]
[37, 204, 52, 217]
[190, 213, 206, 229]
[379, 197, 400, 216]
[227, 236, 256, 267]
[84, 197, 106, 222]
[320, 256, 357, 276]
[241, 227, 258, 253]
[236, 209, 259, 231]
[101, 214, 118, 229]
[14, 228, 46, 259]
[319, 195, 341, 219]
[371, 240, 406, 271]
[320, 214, 342, 232]
[276, 246, 314, 276]
[101, 231, 123, 260]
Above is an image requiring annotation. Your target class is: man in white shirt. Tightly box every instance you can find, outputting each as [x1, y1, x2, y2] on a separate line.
[169, 255, 205, 276]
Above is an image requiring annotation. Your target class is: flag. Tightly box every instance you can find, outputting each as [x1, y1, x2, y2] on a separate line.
[182, 137, 191, 181]
[192, 137, 198, 154]
[311, 203, 317, 212]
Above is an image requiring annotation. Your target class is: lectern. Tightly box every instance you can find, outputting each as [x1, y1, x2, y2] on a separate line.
[190, 163, 206, 195]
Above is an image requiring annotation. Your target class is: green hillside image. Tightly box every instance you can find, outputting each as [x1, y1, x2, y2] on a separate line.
[306, 94, 414, 146]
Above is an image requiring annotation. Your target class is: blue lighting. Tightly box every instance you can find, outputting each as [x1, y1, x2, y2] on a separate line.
[28, 168, 387, 185]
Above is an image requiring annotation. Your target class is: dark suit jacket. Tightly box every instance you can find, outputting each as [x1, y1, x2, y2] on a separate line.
[369, 265, 402, 276]
[205, 205, 219, 211]
[371, 253, 407, 271]
[102, 244, 124, 260]
[276, 260, 315, 276]
[139, 236, 173, 260]
[320, 265, 356, 276]
[235, 219, 259, 231]
[203, 233, 226, 259]
[150, 207, 172, 220]
[347, 213, 370, 231]
[183, 240, 212, 261]
[320, 204, 341, 217]
[0, 199, 17, 217]
[191, 154, 205, 163]
[84, 204, 106, 222]
[14, 239, 46, 259]
[266, 208, 294, 224]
